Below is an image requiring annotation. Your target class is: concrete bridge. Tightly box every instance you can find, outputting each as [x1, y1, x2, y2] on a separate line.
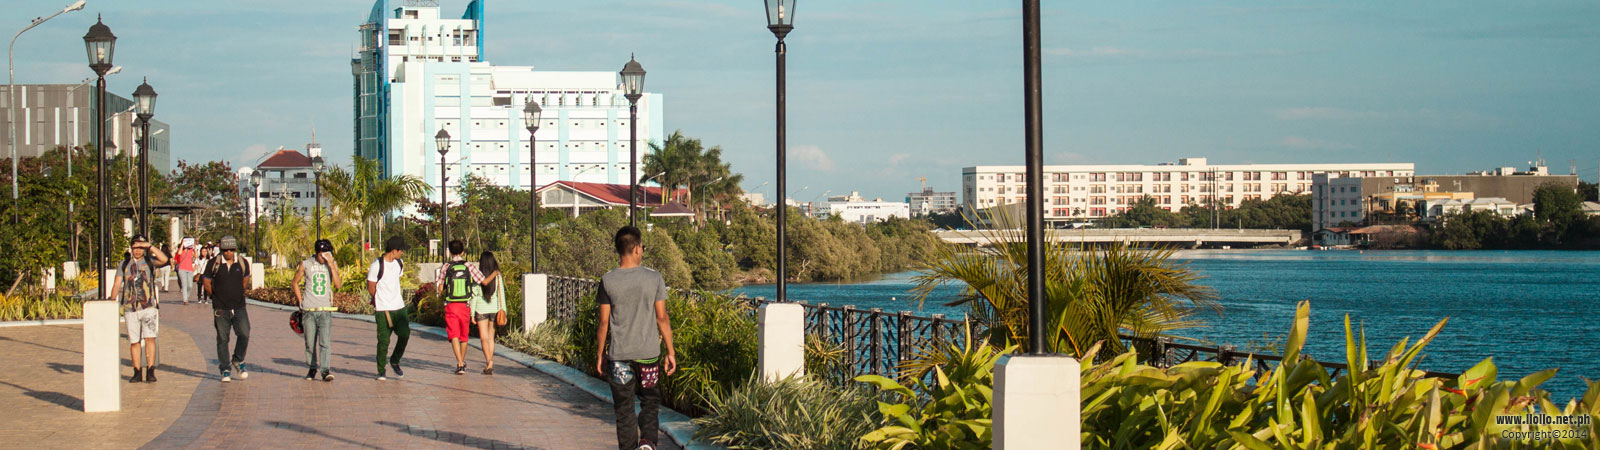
[932, 228, 1303, 248]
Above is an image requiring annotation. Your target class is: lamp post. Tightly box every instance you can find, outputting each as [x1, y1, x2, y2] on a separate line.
[765, 0, 795, 301]
[522, 101, 542, 271]
[1022, 0, 1046, 354]
[133, 78, 156, 238]
[435, 128, 451, 257]
[83, 15, 115, 297]
[11, 1, 87, 224]
[619, 56, 645, 227]
[249, 171, 262, 260]
[311, 155, 324, 239]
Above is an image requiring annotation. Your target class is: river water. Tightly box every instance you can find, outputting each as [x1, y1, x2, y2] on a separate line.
[732, 250, 1600, 401]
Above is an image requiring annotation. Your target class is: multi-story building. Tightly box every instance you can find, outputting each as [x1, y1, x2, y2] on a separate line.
[821, 200, 911, 225]
[963, 157, 1414, 227]
[906, 187, 957, 216]
[251, 147, 322, 218]
[353, 0, 664, 200]
[1, 84, 172, 171]
[1311, 164, 1577, 231]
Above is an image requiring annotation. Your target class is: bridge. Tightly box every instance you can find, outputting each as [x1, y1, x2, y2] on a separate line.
[932, 228, 1303, 248]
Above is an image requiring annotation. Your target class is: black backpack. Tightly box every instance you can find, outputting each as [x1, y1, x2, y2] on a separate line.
[444, 262, 473, 301]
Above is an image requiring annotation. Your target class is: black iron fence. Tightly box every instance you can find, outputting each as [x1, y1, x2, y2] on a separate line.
[542, 276, 1457, 384]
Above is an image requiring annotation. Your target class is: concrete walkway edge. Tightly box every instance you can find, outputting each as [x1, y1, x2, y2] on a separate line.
[0, 318, 85, 328]
[245, 299, 717, 450]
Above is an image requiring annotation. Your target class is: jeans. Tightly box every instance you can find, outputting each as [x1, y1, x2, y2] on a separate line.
[213, 307, 251, 371]
[607, 360, 662, 449]
[374, 309, 410, 375]
[302, 311, 332, 371]
[177, 270, 195, 301]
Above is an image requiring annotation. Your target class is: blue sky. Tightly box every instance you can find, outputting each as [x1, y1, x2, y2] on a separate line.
[6, 1, 1597, 201]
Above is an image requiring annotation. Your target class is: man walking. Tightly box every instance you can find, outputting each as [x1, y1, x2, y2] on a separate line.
[174, 238, 196, 305]
[203, 236, 252, 382]
[368, 236, 409, 380]
[293, 239, 342, 382]
[108, 235, 170, 383]
[594, 226, 678, 450]
[435, 240, 493, 375]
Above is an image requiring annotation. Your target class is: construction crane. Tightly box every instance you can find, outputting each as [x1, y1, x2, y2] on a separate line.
[917, 175, 927, 191]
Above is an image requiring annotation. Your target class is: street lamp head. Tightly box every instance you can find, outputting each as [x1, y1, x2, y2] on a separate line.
[249, 170, 263, 187]
[522, 100, 542, 133]
[133, 78, 157, 120]
[311, 155, 325, 173]
[435, 128, 451, 156]
[764, 0, 796, 38]
[66, 1, 87, 12]
[101, 140, 118, 161]
[82, 16, 117, 75]
[619, 55, 646, 103]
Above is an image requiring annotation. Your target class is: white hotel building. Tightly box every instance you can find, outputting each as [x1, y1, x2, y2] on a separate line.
[353, 0, 664, 195]
[963, 157, 1414, 226]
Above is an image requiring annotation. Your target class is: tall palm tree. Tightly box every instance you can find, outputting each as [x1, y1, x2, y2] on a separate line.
[317, 155, 431, 254]
[910, 211, 1220, 358]
[642, 131, 744, 222]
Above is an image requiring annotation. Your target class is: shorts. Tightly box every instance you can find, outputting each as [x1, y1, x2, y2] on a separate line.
[125, 308, 159, 340]
[444, 302, 472, 341]
[474, 312, 498, 323]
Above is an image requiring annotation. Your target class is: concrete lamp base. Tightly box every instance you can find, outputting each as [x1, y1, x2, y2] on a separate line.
[522, 273, 547, 333]
[82, 300, 122, 412]
[758, 302, 805, 382]
[993, 354, 1080, 450]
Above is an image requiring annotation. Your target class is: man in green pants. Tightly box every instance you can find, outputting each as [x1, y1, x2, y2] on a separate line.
[367, 236, 409, 380]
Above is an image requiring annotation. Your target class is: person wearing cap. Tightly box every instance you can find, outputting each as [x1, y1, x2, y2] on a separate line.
[293, 239, 342, 382]
[367, 236, 410, 380]
[108, 234, 171, 383]
[203, 236, 253, 382]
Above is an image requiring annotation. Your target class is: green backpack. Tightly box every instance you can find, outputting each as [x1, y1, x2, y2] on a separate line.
[444, 262, 473, 302]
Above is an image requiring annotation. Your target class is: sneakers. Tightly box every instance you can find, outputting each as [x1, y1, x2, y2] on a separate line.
[455, 365, 466, 375]
[221, 369, 232, 383]
[235, 363, 250, 380]
[321, 370, 335, 382]
[390, 363, 404, 378]
[145, 367, 157, 383]
[638, 440, 656, 450]
[129, 368, 144, 383]
[482, 367, 494, 375]
[376, 375, 387, 381]
[306, 368, 318, 381]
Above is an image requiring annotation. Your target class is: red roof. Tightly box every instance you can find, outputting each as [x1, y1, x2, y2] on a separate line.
[651, 202, 695, 217]
[258, 149, 311, 169]
[540, 181, 663, 206]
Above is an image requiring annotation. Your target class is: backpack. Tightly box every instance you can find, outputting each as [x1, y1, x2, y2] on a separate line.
[370, 257, 403, 304]
[444, 262, 473, 301]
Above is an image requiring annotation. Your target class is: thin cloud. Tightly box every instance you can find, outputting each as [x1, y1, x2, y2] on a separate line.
[1278, 136, 1354, 150]
[792, 145, 836, 172]
[888, 153, 911, 166]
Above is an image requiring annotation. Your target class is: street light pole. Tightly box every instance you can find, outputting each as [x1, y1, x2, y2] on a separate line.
[766, 0, 795, 301]
[133, 78, 155, 238]
[619, 56, 646, 228]
[312, 155, 324, 239]
[83, 15, 115, 298]
[1022, 0, 1046, 354]
[249, 171, 262, 260]
[10, 0, 87, 225]
[523, 101, 542, 271]
[435, 128, 451, 257]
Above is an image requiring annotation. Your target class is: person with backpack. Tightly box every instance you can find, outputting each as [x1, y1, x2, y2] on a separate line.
[203, 236, 252, 382]
[293, 239, 342, 382]
[107, 234, 171, 383]
[368, 236, 410, 380]
[471, 251, 507, 375]
[434, 240, 495, 375]
[594, 226, 678, 450]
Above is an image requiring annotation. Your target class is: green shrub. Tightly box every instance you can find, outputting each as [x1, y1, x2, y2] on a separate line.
[856, 328, 1009, 449]
[246, 288, 374, 315]
[661, 291, 760, 415]
[0, 293, 84, 321]
[694, 375, 881, 450]
[502, 319, 582, 365]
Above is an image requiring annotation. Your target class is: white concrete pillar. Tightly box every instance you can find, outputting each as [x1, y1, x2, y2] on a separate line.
[122, 218, 133, 239]
[757, 303, 805, 381]
[993, 355, 1081, 450]
[41, 267, 56, 291]
[250, 262, 264, 289]
[418, 262, 442, 284]
[104, 269, 117, 299]
[63, 261, 79, 280]
[523, 273, 547, 333]
[82, 300, 121, 412]
[169, 217, 182, 251]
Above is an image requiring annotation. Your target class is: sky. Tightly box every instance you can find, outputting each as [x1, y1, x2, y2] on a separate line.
[5, 0, 1598, 202]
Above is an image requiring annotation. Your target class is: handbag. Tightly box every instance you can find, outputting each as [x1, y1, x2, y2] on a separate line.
[493, 277, 508, 327]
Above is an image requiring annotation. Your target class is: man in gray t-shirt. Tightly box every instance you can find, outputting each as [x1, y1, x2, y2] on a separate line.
[294, 239, 342, 382]
[594, 226, 677, 450]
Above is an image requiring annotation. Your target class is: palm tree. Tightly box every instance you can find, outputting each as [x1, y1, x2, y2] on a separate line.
[317, 155, 431, 254]
[642, 131, 745, 223]
[910, 211, 1220, 358]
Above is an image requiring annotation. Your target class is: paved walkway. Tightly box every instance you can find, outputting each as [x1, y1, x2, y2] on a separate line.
[0, 290, 681, 449]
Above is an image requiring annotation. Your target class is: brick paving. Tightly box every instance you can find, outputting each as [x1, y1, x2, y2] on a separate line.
[1, 290, 682, 450]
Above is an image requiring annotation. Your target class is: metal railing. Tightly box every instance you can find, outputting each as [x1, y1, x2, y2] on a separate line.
[1120, 335, 1459, 382]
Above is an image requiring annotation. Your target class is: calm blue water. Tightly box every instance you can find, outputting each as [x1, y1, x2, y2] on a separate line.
[733, 250, 1600, 400]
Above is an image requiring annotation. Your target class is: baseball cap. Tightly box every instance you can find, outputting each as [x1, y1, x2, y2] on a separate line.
[219, 236, 238, 251]
[314, 239, 334, 253]
[130, 234, 149, 245]
[384, 236, 410, 252]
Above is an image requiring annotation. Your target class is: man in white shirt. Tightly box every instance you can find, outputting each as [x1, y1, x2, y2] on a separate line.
[367, 236, 410, 380]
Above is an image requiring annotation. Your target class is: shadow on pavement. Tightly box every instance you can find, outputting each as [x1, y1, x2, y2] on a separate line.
[264, 421, 384, 449]
[0, 379, 82, 411]
[375, 420, 548, 450]
[0, 334, 82, 354]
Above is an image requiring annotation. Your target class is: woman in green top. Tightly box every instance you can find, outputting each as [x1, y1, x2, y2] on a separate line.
[472, 251, 507, 375]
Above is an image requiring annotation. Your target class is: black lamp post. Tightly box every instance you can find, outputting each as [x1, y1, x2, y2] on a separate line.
[133, 78, 156, 238]
[435, 128, 451, 257]
[84, 16, 115, 297]
[619, 56, 645, 227]
[765, 0, 794, 302]
[1022, 0, 1046, 354]
[312, 155, 324, 239]
[522, 100, 542, 271]
[249, 171, 263, 260]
